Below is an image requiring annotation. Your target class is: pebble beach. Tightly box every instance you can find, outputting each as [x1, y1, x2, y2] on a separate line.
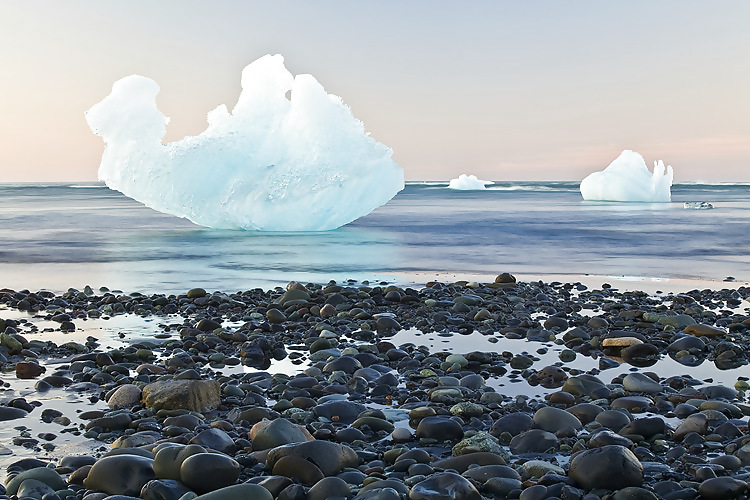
[2, 274, 750, 500]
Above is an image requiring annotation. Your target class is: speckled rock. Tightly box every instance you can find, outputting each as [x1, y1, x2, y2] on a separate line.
[142, 379, 220, 412]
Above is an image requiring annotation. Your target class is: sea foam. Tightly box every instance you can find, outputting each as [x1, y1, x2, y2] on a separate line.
[86, 55, 404, 231]
[580, 150, 673, 202]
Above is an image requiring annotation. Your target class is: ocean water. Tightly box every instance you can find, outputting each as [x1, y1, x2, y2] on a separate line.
[0, 182, 748, 294]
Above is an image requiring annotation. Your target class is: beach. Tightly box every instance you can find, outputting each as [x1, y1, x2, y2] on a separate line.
[2, 273, 750, 499]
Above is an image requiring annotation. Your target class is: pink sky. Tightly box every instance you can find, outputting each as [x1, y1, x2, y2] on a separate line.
[1, 1, 748, 182]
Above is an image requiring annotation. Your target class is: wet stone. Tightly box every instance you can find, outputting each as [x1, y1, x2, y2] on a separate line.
[568, 445, 644, 491]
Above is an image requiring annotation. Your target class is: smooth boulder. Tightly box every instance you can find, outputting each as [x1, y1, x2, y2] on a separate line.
[568, 445, 643, 491]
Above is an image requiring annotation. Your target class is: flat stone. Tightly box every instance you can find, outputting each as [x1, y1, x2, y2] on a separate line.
[684, 324, 726, 338]
[433, 452, 507, 473]
[602, 337, 643, 347]
[622, 373, 664, 394]
[0, 406, 29, 421]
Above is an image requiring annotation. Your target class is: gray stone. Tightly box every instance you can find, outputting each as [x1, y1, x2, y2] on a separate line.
[490, 412, 533, 437]
[153, 444, 207, 480]
[189, 428, 235, 454]
[533, 406, 582, 433]
[313, 400, 366, 424]
[409, 472, 481, 500]
[192, 484, 273, 500]
[415, 416, 464, 441]
[265, 441, 359, 476]
[0, 406, 29, 421]
[698, 477, 747, 499]
[483, 477, 523, 497]
[15, 479, 56, 500]
[673, 413, 708, 441]
[433, 452, 507, 473]
[622, 373, 663, 394]
[569, 445, 643, 490]
[83, 454, 156, 496]
[180, 453, 240, 494]
[6, 467, 67, 495]
[107, 384, 143, 410]
[463, 465, 520, 483]
[250, 418, 310, 451]
[140, 479, 193, 500]
[307, 477, 351, 500]
[510, 429, 558, 454]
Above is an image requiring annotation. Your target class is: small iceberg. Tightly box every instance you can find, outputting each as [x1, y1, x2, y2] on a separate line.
[580, 150, 673, 202]
[684, 201, 714, 210]
[448, 174, 493, 190]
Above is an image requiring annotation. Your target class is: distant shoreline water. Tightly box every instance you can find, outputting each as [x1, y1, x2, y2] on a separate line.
[0, 182, 749, 294]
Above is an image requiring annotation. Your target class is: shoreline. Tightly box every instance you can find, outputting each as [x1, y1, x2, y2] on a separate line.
[1, 269, 748, 298]
[2, 275, 750, 498]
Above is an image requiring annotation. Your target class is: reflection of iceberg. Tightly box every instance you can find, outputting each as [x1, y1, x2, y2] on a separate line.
[448, 174, 493, 190]
[86, 54, 404, 231]
[580, 150, 673, 202]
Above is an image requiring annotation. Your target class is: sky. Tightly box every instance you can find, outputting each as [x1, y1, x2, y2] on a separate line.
[0, 1, 748, 182]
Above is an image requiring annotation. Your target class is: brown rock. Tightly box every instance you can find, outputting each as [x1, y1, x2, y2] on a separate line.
[684, 324, 726, 338]
[142, 379, 220, 412]
[15, 361, 45, 379]
[602, 337, 643, 347]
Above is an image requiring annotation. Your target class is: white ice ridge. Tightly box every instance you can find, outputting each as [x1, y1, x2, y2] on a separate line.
[579, 150, 673, 202]
[448, 174, 493, 190]
[86, 54, 405, 231]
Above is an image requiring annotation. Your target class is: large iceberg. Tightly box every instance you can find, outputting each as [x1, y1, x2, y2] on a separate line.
[580, 150, 673, 202]
[448, 174, 493, 190]
[86, 54, 404, 231]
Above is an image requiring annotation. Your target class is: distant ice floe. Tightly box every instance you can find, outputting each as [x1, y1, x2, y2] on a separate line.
[580, 150, 673, 202]
[86, 54, 404, 231]
[448, 174, 494, 190]
[684, 201, 714, 210]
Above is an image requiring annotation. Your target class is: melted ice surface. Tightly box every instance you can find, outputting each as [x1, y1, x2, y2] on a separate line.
[581, 149, 673, 203]
[580, 150, 673, 202]
[86, 55, 404, 231]
[448, 174, 493, 190]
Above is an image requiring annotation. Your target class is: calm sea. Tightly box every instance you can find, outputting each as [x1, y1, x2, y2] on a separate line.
[0, 182, 748, 294]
